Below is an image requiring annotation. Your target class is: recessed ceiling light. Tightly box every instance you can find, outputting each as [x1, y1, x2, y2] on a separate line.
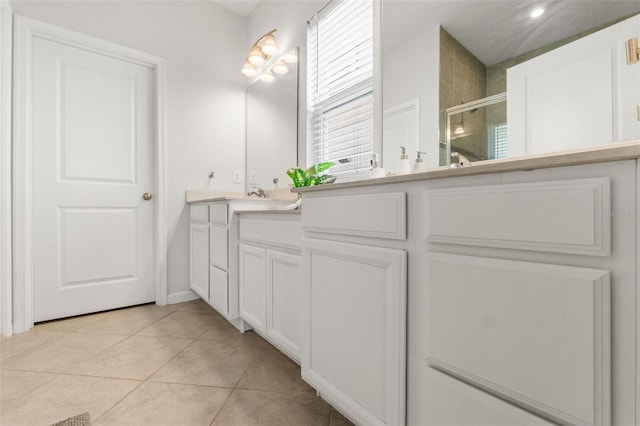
[530, 7, 545, 18]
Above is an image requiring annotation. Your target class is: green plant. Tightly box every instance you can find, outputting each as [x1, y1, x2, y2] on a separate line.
[286, 162, 336, 188]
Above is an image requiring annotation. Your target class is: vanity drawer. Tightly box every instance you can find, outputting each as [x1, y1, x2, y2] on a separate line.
[425, 368, 557, 426]
[209, 203, 228, 225]
[189, 204, 209, 223]
[210, 225, 228, 270]
[303, 192, 406, 240]
[239, 215, 301, 251]
[424, 178, 610, 255]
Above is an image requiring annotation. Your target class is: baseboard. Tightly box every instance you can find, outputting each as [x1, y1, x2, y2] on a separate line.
[167, 290, 199, 305]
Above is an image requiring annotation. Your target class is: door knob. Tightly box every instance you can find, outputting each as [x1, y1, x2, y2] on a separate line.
[142, 192, 153, 201]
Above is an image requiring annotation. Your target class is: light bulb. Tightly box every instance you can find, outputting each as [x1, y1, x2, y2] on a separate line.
[454, 125, 465, 135]
[242, 60, 257, 77]
[248, 46, 265, 65]
[261, 34, 278, 56]
[260, 71, 275, 82]
[273, 61, 288, 75]
[530, 7, 545, 18]
[283, 49, 298, 64]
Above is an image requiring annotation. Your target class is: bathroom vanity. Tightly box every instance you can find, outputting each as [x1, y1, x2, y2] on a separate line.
[186, 193, 293, 331]
[297, 141, 640, 426]
[187, 141, 640, 426]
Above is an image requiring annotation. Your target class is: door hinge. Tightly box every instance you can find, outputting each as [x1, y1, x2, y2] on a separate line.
[626, 37, 639, 64]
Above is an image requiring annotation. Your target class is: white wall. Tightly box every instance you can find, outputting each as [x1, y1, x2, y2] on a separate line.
[0, 0, 12, 335]
[383, 26, 440, 168]
[9, 0, 248, 300]
[247, 0, 327, 168]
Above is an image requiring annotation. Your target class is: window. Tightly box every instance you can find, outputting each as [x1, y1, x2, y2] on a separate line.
[307, 0, 374, 180]
[488, 122, 508, 159]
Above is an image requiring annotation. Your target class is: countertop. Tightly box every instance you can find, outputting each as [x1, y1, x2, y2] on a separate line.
[185, 189, 297, 204]
[296, 140, 640, 193]
[234, 209, 301, 215]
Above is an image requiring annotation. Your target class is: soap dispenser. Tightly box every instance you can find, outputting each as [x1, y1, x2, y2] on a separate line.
[414, 151, 426, 171]
[397, 146, 412, 174]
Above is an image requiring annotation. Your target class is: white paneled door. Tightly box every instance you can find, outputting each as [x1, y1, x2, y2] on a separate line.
[30, 29, 156, 322]
[508, 14, 640, 156]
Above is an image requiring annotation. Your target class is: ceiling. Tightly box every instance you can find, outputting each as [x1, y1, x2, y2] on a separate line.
[211, 0, 261, 16]
[383, 0, 640, 66]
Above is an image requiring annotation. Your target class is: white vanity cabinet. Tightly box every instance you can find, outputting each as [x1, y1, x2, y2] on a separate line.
[238, 212, 302, 362]
[189, 204, 210, 300]
[188, 198, 290, 330]
[301, 193, 408, 426]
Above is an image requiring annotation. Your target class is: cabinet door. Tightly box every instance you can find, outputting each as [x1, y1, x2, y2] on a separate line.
[209, 265, 228, 316]
[303, 239, 407, 426]
[209, 225, 228, 270]
[266, 250, 301, 361]
[239, 243, 266, 333]
[189, 223, 209, 300]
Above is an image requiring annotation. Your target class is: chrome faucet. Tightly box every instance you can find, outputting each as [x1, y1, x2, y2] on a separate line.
[247, 186, 265, 198]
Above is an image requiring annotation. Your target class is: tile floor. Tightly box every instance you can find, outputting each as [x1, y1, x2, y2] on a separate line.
[0, 300, 353, 426]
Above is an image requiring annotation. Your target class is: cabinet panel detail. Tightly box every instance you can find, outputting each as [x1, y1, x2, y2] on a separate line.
[425, 178, 610, 255]
[239, 243, 267, 333]
[239, 216, 302, 250]
[266, 250, 301, 361]
[427, 253, 610, 426]
[209, 225, 228, 270]
[303, 192, 406, 240]
[209, 265, 228, 316]
[425, 368, 557, 426]
[189, 204, 209, 223]
[189, 223, 209, 300]
[303, 239, 406, 426]
[209, 203, 228, 225]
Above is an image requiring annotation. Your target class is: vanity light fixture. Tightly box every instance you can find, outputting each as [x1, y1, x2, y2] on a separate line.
[260, 70, 275, 82]
[273, 61, 288, 75]
[282, 49, 298, 64]
[242, 60, 258, 77]
[242, 29, 279, 75]
[530, 7, 545, 18]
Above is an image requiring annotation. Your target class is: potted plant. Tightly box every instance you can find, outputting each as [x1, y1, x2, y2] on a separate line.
[285, 162, 336, 209]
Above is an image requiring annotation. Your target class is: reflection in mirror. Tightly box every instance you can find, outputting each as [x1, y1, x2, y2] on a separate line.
[382, 1, 640, 168]
[246, 48, 298, 192]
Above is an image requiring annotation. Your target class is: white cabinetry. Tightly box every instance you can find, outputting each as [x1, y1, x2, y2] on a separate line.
[189, 205, 209, 300]
[301, 192, 407, 426]
[188, 199, 289, 330]
[238, 212, 302, 361]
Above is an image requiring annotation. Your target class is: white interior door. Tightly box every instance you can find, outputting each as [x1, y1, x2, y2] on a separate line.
[30, 28, 156, 322]
[382, 99, 419, 173]
[507, 14, 640, 156]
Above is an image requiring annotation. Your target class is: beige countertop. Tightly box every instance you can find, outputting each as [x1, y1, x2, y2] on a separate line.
[235, 209, 301, 215]
[296, 140, 640, 193]
[185, 188, 297, 204]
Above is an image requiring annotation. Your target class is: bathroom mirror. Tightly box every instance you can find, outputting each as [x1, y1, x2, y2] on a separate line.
[382, 1, 640, 168]
[246, 48, 298, 192]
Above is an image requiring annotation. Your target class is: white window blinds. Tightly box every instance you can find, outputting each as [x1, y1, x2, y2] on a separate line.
[307, 0, 374, 180]
[489, 122, 508, 159]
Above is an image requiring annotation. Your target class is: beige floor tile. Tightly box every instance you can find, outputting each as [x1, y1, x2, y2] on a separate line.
[198, 317, 261, 345]
[0, 370, 58, 402]
[75, 306, 172, 335]
[1, 332, 126, 372]
[173, 299, 216, 313]
[0, 329, 68, 362]
[34, 310, 114, 332]
[150, 337, 257, 387]
[58, 334, 194, 380]
[237, 343, 314, 393]
[0, 374, 139, 426]
[136, 311, 217, 338]
[95, 381, 230, 426]
[212, 388, 332, 426]
[330, 409, 355, 426]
